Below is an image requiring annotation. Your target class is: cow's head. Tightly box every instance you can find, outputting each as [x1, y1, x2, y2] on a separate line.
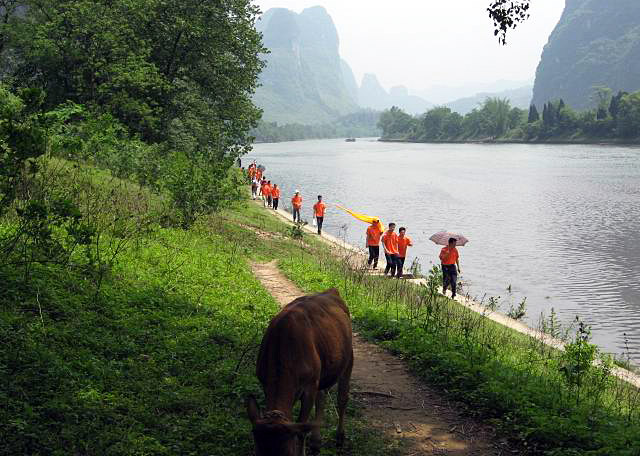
[246, 396, 316, 456]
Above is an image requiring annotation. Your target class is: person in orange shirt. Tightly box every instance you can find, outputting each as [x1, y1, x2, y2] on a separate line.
[260, 179, 268, 206]
[291, 190, 302, 223]
[264, 180, 273, 208]
[251, 176, 259, 200]
[366, 219, 382, 269]
[256, 168, 262, 181]
[313, 195, 326, 235]
[382, 222, 399, 277]
[439, 237, 461, 298]
[271, 184, 280, 210]
[396, 227, 413, 278]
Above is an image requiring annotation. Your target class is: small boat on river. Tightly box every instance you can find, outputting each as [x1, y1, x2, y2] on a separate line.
[345, 138, 356, 142]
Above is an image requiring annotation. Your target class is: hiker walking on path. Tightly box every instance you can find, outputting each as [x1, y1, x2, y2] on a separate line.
[260, 179, 269, 207]
[271, 184, 280, 210]
[265, 181, 273, 208]
[382, 223, 400, 277]
[291, 190, 302, 223]
[396, 227, 413, 278]
[313, 195, 326, 235]
[440, 238, 461, 298]
[366, 219, 382, 269]
[251, 177, 259, 200]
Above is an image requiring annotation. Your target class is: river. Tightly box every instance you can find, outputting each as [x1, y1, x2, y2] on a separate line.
[250, 139, 640, 362]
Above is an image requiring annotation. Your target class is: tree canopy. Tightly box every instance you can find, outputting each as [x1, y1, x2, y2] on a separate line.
[1, 0, 265, 224]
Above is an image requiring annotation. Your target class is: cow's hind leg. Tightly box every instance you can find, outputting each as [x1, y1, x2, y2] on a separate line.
[336, 354, 353, 446]
[310, 389, 326, 454]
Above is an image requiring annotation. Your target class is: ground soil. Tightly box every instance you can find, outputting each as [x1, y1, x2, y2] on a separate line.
[251, 260, 510, 456]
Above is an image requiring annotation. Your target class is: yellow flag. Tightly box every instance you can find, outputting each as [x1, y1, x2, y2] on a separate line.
[335, 205, 384, 233]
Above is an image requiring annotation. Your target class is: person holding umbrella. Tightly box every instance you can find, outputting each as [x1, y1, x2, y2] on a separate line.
[430, 231, 467, 298]
[440, 237, 462, 298]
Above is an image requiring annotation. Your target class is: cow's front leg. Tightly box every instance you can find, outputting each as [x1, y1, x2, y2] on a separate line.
[297, 387, 317, 456]
[309, 389, 326, 454]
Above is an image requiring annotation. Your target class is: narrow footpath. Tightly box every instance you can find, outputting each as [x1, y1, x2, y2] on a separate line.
[251, 260, 507, 455]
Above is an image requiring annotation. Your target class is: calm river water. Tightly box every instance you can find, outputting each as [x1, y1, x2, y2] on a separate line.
[250, 139, 640, 362]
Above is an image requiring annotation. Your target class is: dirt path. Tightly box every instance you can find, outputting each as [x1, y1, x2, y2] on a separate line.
[251, 260, 505, 455]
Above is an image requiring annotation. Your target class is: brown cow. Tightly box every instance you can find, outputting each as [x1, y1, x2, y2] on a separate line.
[247, 288, 353, 456]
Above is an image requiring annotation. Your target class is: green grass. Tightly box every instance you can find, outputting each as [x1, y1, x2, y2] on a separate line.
[0, 174, 401, 455]
[3, 164, 639, 456]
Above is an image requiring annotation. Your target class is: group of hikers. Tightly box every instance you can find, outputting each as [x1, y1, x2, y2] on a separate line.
[244, 161, 461, 296]
[246, 162, 326, 234]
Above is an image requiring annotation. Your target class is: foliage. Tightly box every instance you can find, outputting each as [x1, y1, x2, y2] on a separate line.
[488, 0, 531, 45]
[379, 89, 640, 143]
[2, 0, 265, 223]
[0, 86, 46, 215]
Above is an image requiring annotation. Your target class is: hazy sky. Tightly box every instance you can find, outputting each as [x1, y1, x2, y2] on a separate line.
[253, 0, 565, 93]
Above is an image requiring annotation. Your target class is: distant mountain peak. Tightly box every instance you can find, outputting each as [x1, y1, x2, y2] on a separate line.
[359, 74, 432, 114]
[253, 7, 357, 124]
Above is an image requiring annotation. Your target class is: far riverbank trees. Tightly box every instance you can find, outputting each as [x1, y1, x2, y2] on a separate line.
[378, 89, 640, 143]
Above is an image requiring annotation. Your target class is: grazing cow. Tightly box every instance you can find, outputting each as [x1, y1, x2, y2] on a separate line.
[247, 288, 353, 456]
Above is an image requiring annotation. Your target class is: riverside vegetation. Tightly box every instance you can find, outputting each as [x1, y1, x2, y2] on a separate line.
[378, 88, 640, 143]
[1, 2, 639, 455]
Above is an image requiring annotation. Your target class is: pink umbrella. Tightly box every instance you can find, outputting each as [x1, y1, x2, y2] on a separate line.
[429, 231, 469, 246]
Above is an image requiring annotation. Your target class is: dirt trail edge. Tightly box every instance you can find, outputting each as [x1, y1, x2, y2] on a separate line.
[251, 260, 505, 456]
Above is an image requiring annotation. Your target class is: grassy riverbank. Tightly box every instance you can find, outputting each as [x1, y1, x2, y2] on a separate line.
[3, 164, 639, 455]
[0, 164, 400, 456]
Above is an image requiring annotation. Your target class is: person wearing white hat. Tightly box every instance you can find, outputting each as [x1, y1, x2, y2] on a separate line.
[291, 190, 302, 223]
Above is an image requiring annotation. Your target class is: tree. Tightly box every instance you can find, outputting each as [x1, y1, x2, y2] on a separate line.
[5, 0, 266, 223]
[591, 86, 612, 120]
[378, 106, 414, 138]
[528, 104, 539, 123]
[617, 92, 640, 138]
[543, 102, 556, 127]
[609, 91, 627, 120]
[481, 97, 512, 138]
[420, 107, 454, 140]
[0, 86, 46, 215]
[488, 0, 531, 44]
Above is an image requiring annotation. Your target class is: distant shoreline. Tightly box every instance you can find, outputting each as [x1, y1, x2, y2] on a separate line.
[253, 137, 640, 146]
[378, 137, 640, 147]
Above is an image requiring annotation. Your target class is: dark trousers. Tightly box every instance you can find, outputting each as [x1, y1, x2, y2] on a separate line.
[316, 216, 324, 234]
[273, 198, 279, 210]
[397, 257, 406, 278]
[293, 208, 301, 223]
[267, 196, 272, 207]
[384, 253, 399, 276]
[442, 264, 458, 297]
[367, 246, 379, 268]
